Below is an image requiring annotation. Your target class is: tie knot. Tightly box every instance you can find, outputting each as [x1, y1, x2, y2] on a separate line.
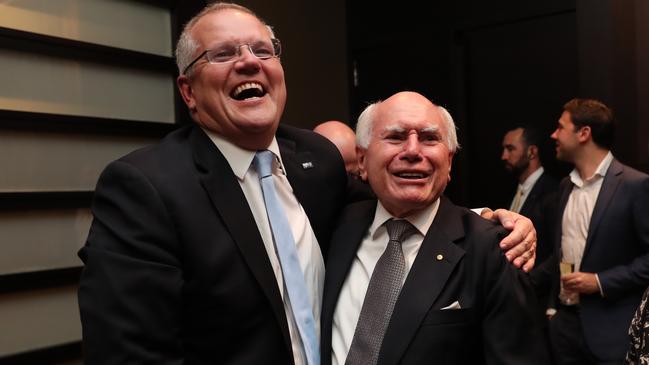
[254, 150, 274, 178]
[385, 219, 417, 244]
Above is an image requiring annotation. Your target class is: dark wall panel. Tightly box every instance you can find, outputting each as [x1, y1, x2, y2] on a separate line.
[460, 12, 577, 207]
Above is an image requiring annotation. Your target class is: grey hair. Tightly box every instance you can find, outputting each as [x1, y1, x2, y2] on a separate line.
[438, 106, 460, 152]
[175, 2, 275, 75]
[355, 102, 377, 149]
[355, 99, 460, 152]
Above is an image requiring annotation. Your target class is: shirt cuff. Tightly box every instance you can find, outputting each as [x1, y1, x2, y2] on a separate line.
[471, 207, 488, 215]
[595, 273, 605, 297]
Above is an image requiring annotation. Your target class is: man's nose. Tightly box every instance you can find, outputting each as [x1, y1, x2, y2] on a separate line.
[550, 130, 558, 140]
[402, 134, 422, 159]
[234, 45, 261, 71]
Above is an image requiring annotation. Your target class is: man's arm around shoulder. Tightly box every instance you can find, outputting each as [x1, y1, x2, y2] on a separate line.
[473, 223, 551, 364]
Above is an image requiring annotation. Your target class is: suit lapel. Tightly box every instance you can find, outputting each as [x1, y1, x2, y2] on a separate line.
[379, 197, 466, 365]
[520, 174, 544, 216]
[583, 159, 623, 258]
[189, 127, 292, 353]
[278, 135, 313, 205]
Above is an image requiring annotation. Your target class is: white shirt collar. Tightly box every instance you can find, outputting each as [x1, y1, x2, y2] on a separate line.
[368, 198, 440, 240]
[519, 167, 544, 193]
[201, 128, 284, 180]
[569, 151, 613, 187]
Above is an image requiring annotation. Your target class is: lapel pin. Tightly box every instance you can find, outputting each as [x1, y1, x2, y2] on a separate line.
[436, 254, 444, 261]
[301, 161, 314, 169]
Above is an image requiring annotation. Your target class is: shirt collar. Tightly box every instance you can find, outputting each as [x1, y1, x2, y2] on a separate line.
[202, 128, 284, 180]
[519, 167, 544, 193]
[368, 198, 440, 240]
[569, 151, 613, 187]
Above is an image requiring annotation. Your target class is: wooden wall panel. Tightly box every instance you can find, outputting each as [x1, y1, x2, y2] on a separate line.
[0, 210, 91, 275]
[0, 131, 157, 191]
[0, 286, 80, 357]
[0, 49, 175, 123]
[0, 0, 172, 56]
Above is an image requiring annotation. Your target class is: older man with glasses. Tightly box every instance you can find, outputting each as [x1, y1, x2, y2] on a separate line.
[77, 3, 538, 365]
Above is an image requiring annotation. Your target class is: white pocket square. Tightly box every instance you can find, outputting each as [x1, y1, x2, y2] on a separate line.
[441, 301, 461, 310]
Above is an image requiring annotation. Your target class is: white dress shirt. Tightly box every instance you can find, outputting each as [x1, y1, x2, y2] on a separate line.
[204, 129, 325, 365]
[561, 151, 613, 298]
[509, 167, 545, 213]
[331, 199, 440, 365]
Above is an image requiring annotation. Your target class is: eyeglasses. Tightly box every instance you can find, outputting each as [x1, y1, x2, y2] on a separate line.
[182, 38, 282, 74]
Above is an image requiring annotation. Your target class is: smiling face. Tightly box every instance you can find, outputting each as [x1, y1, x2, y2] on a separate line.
[357, 92, 454, 217]
[551, 111, 581, 162]
[177, 9, 286, 150]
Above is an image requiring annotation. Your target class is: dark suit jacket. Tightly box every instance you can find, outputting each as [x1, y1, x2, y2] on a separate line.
[551, 159, 649, 361]
[516, 173, 559, 302]
[520, 172, 559, 259]
[78, 124, 348, 364]
[321, 197, 549, 365]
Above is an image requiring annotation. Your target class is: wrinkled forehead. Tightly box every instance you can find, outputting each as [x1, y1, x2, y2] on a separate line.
[191, 9, 273, 48]
[375, 101, 445, 134]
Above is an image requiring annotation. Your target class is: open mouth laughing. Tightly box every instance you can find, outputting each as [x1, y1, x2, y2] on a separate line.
[394, 171, 429, 180]
[231, 82, 267, 101]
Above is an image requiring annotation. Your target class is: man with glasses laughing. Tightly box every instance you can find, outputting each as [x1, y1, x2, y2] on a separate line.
[78, 3, 538, 364]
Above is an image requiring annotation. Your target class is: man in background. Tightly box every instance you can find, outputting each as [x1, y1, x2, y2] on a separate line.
[501, 125, 558, 280]
[315, 120, 360, 177]
[502, 125, 559, 361]
[548, 98, 649, 364]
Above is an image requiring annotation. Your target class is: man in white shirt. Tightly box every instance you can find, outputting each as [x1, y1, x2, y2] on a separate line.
[321, 91, 549, 365]
[501, 126, 559, 327]
[501, 126, 558, 215]
[501, 125, 558, 266]
[547, 98, 649, 364]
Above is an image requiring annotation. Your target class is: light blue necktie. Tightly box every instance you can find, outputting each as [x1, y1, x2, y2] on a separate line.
[254, 150, 320, 365]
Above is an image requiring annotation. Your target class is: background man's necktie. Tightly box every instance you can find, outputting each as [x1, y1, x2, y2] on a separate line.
[510, 186, 524, 213]
[254, 150, 320, 365]
[345, 219, 417, 365]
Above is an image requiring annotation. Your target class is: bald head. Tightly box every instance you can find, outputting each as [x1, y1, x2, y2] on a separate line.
[356, 91, 459, 152]
[314, 121, 359, 175]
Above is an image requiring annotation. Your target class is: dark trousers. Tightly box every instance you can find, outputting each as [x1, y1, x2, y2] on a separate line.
[548, 306, 618, 365]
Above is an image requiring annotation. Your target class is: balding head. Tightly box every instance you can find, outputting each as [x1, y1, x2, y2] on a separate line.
[314, 120, 359, 175]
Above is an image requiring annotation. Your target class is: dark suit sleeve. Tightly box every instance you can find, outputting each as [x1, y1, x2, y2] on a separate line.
[78, 160, 184, 364]
[598, 177, 649, 299]
[480, 226, 550, 364]
[529, 191, 560, 306]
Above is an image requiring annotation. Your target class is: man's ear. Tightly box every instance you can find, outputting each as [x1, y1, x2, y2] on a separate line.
[577, 125, 591, 143]
[177, 75, 197, 111]
[447, 151, 454, 183]
[356, 146, 368, 181]
[528, 145, 538, 160]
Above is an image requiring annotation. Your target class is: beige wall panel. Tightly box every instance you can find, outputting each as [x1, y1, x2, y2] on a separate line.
[0, 285, 80, 357]
[0, 209, 91, 275]
[0, 131, 158, 191]
[0, 49, 175, 123]
[0, 0, 171, 56]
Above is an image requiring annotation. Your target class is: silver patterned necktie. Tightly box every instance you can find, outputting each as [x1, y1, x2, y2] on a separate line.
[345, 219, 417, 365]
